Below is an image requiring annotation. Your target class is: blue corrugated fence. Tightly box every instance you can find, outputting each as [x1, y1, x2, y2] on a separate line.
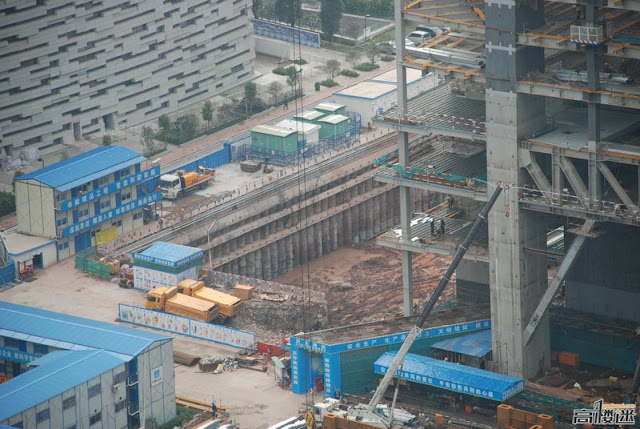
[0, 260, 15, 286]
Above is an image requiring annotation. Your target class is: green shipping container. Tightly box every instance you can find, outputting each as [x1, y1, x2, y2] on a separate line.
[250, 125, 300, 155]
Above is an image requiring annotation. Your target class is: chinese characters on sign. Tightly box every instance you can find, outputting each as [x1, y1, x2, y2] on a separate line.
[573, 399, 636, 426]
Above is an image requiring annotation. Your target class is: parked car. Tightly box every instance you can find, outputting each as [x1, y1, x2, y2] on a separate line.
[407, 31, 434, 46]
[414, 25, 444, 38]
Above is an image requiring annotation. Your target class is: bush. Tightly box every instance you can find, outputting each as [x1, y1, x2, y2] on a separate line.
[273, 65, 297, 76]
[0, 192, 16, 217]
[320, 79, 339, 87]
[339, 69, 359, 78]
[102, 135, 114, 146]
[355, 63, 380, 72]
[380, 55, 394, 62]
[315, 82, 321, 91]
[293, 58, 308, 65]
[158, 405, 195, 429]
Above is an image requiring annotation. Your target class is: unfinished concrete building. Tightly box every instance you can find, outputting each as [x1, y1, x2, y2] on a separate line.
[375, 0, 640, 380]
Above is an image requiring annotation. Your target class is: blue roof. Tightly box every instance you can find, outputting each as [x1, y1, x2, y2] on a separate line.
[431, 329, 492, 358]
[374, 351, 525, 401]
[14, 146, 145, 192]
[133, 241, 204, 266]
[0, 302, 170, 361]
[0, 350, 124, 421]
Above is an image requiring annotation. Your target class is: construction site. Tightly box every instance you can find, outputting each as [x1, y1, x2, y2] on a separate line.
[1, 0, 640, 427]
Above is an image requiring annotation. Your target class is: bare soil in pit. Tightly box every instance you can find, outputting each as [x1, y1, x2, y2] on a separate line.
[274, 241, 454, 329]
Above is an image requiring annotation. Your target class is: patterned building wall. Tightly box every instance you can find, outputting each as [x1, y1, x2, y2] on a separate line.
[0, 0, 255, 154]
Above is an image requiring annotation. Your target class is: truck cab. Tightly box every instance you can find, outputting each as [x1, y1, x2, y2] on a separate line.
[146, 286, 175, 310]
[159, 174, 182, 200]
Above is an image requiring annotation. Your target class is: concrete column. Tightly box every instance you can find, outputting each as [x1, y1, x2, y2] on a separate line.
[238, 255, 247, 276]
[269, 242, 278, 279]
[230, 259, 239, 275]
[292, 231, 301, 267]
[335, 212, 343, 247]
[372, 194, 381, 235]
[285, 236, 294, 272]
[277, 238, 286, 274]
[229, 238, 237, 252]
[365, 199, 373, 239]
[315, 223, 323, 258]
[359, 202, 368, 241]
[352, 204, 360, 244]
[306, 227, 315, 261]
[344, 208, 353, 246]
[329, 216, 339, 252]
[322, 219, 330, 254]
[263, 245, 272, 279]
[254, 248, 263, 279]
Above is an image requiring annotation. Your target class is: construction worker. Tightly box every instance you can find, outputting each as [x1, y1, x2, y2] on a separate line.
[211, 400, 217, 415]
[440, 219, 445, 235]
[431, 219, 435, 236]
[448, 196, 454, 209]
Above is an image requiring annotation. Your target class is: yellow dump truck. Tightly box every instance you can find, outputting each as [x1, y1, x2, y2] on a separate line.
[177, 279, 243, 323]
[146, 286, 219, 323]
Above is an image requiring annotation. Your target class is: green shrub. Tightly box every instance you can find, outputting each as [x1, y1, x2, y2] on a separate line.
[0, 192, 16, 217]
[380, 55, 394, 62]
[355, 63, 380, 72]
[320, 79, 339, 87]
[293, 58, 308, 65]
[315, 82, 321, 91]
[273, 65, 297, 76]
[339, 69, 359, 78]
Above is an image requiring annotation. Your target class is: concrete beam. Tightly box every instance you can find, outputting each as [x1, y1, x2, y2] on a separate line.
[516, 81, 640, 110]
[373, 118, 488, 141]
[517, 34, 640, 61]
[523, 219, 595, 345]
[373, 173, 489, 202]
[598, 161, 639, 212]
[521, 150, 553, 203]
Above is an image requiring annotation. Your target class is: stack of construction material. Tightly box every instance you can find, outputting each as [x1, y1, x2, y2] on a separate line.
[233, 285, 254, 300]
[496, 404, 554, 429]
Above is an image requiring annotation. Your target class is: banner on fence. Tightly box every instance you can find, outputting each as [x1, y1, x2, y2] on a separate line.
[118, 304, 256, 349]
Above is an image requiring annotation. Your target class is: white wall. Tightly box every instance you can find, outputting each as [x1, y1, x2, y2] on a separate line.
[137, 340, 176, 425]
[254, 36, 292, 60]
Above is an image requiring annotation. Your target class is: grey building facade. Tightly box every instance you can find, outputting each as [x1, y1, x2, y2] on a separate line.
[0, 0, 255, 155]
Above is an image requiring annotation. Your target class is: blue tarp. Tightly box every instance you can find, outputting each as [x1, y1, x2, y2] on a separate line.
[431, 329, 492, 358]
[374, 351, 525, 401]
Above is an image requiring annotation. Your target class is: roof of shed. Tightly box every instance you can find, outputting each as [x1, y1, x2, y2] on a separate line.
[0, 302, 170, 361]
[14, 146, 146, 192]
[374, 351, 525, 401]
[314, 102, 345, 112]
[0, 350, 124, 421]
[431, 329, 492, 358]
[318, 114, 350, 125]
[135, 241, 204, 264]
[292, 110, 325, 121]
[251, 124, 297, 137]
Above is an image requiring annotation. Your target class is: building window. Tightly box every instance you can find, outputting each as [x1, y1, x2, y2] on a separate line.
[88, 383, 101, 397]
[78, 208, 90, 218]
[133, 212, 143, 220]
[115, 400, 127, 412]
[36, 409, 50, 424]
[112, 220, 122, 228]
[97, 176, 109, 186]
[89, 412, 101, 425]
[4, 338, 21, 349]
[56, 217, 68, 226]
[121, 191, 132, 203]
[58, 242, 69, 251]
[33, 343, 48, 354]
[100, 200, 111, 210]
[119, 167, 130, 177]
[76, 184, 88, 194]
[55, 192, 66, 202]
[63, 396, 76, 410]
[114, 370, 126, 384]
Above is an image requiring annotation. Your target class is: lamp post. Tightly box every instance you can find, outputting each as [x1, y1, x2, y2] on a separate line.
[206, 218, 218, 271]
[364, 15, 371, 42]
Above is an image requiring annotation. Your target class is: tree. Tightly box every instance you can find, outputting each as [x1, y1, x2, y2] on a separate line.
[12, 170, 24, 194]
[201, 100, 214, 128]
[244, 82, 258, 115]
[174, 114, 200, 141]
[140, 126, 158, 157]
[345, 48, 362, 69]
[285, 67, 300, 99]
[275, 0, 301, 26]
[158, 114, 172, 135]
[322, 59, 341, 80]
[102, 135, 113, 146]
[365, 41, 379, 65]
[320, 0, 343, 41]
[266, 81, 283, 105]
[251, 0, 262, 18]
[0, 192, 16, 217]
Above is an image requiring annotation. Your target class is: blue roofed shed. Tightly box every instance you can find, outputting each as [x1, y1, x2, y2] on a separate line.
[431, 329, 492, 367]
[14, 146, 146, 192]
[374, 351, 525, 401]
[0, 350, 124, 422]
[0, 302, 170, 361]
[132, 241, 204, 290]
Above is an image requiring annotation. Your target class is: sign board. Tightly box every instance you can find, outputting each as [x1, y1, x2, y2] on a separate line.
[151, 367, 163, 386]
[119, 304, 256, 349]
[0, 347, 41, 363]
[133, 265, 198, 291]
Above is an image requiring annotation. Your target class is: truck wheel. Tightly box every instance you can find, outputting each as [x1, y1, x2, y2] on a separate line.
[213, 316, 224, 325]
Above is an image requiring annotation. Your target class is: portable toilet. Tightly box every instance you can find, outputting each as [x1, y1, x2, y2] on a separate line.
[314, 102, 347, 116]
[276, 119, 320, 146]
[251, 124, 301, 165]
[317, 114, 350, 139]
